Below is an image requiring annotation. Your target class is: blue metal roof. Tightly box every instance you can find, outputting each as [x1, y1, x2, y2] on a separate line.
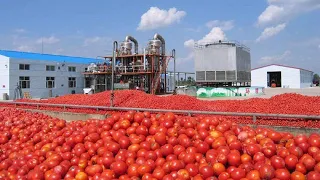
[0, 50, 97, 64]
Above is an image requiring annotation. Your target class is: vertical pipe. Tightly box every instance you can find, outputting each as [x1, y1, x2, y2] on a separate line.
[143, 48, 146, 70]
[172, 49, 176, 91]
[111, 41, 118, 107]
[164, 65, 167, 94]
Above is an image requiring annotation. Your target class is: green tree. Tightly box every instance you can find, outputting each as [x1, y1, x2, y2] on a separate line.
[313, 74, 320, 86]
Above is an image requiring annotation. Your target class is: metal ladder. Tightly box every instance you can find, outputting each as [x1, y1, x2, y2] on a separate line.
[151, 56, 171, 94]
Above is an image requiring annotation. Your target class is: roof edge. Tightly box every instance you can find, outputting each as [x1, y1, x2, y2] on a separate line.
[252, 64, 313, 73]
[0, 49, 97, 60]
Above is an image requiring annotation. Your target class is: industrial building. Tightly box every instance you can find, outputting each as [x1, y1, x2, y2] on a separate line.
[0, 33, 175, 100]
[251, 64, 313, 88]
[194, 41, 251, 87]
[0, 50, 95, 100]
[83, 34, 173, 94]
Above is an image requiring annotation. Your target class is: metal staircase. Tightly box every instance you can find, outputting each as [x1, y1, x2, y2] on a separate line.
[151, 56, 171, 94]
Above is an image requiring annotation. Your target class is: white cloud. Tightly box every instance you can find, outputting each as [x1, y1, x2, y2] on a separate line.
[256, 23, 286, 42]
[183, 27, 227, 53]
[15, 45, 35, 52]
[259, 50, 291, 64]
[180, 27, 227, 64]
[197, 27, 227, 44]
[137, 7, 186, 31]
[83, 36, 111, 47]
[36, 36, 60, 44]
[257, 0, 320, 26]
[184, 39, 195, 49]
[206, 20, 234, 31]
[14, 28, 26, 33]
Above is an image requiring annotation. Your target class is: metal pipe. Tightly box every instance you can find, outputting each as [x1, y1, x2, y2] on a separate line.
[125, 36, 138, 54]
[111, 41, 118, 107]
[153, 33, 165, 55]
[172, 49, 176, 91]
[3, 101, 320, 120]
[143, 48, 146, 70]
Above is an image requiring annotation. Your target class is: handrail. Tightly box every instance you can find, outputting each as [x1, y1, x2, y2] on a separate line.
[1, 101, 320, 120]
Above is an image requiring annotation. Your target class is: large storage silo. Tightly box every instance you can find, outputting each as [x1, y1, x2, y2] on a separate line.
[194, 41, 251, 87]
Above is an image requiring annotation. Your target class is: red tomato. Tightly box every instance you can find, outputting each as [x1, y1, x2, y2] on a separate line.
[227, 152, 241, 167]
[75, 172, 88, 180]
[199, 165, 214, 179]
[307, 171, 320, 180]
[110, 161, 127, 176]
[274, 168, 290, 180]
[259, 164, 275, 179]
[246, 170, 260, 180]
[290, 171, 306, 180]
[154, 132, 167, 146]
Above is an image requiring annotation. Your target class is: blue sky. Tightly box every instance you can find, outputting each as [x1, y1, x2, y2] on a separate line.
[0, 0, 319, 73]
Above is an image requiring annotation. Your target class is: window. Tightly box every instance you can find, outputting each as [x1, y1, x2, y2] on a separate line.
[46, 65, 55, 71]
[85, 78, 91, 88]
[68, 66, 76, 72]
[68, 77, 76, 88]
[19, 76, 30, 88]
[46, 77, 55, 88]
[19, 64, 30, 70]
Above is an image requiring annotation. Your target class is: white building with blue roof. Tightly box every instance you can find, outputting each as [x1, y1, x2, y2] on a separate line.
[0, 50, 96, 100]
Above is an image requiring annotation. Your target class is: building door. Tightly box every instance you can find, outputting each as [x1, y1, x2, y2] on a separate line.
[267, 71, 282, 87]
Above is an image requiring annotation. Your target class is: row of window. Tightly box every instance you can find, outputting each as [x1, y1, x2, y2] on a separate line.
[19, 64, 77, 72]
[19, 76, 76, 89]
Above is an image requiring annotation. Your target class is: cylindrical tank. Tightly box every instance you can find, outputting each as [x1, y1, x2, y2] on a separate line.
[148, 40, 162, 55]
[120, 41, 133, 55]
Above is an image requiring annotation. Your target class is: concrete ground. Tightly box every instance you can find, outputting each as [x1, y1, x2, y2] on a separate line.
[198, 87, 320, 100]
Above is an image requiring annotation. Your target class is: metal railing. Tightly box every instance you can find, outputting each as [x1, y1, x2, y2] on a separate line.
[1, 101, 320, 121]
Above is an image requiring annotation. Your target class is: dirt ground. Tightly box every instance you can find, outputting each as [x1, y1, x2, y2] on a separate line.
[198, 87, 320, 100]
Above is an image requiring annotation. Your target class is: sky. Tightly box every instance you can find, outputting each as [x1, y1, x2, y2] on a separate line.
[0, 0, 319, 73]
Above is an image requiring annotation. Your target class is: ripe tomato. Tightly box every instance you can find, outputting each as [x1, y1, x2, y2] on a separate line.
[307, 171, 320, 180]
[154, 132, 166, 146]
[290, 171, 306, 180]
[75, 172, 88, 180]
[274, 169, 290, 180]
[285, 154, 299, 170]
[270, 155, 285, 169]
[212, 162, 225, 176]
[259, 164, 275, 179]
[199, 165, 214, 179]
[227, 152, 241, 167]
[110, 161, 127, 176]
[230, 168, 246, 180]
[246, 170, 260, 180]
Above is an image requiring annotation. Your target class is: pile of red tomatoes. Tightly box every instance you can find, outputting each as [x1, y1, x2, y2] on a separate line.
[0, 108, 320, 180]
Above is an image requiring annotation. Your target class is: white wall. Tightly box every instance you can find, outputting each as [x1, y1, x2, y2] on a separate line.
[0, 55, 10, 100]
[300, 69, 313, 88]
[251, 65, 300, 88]
[9, 58, 88, 99]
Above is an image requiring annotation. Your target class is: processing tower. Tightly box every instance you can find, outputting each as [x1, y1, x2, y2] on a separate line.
[194, 40, 251, 87]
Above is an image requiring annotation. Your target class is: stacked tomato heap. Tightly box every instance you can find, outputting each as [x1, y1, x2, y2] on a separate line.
[0, 108, 320, 180]
[3, 91, 319, 128]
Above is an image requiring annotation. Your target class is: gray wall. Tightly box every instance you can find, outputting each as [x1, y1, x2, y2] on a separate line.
[194, 43, 251, 82]
[194, 44, 237, 71]
[300, 69, 313, 88]
[236, 47, 251, 80]
[8, 58, 88, 99]
[0, 55, 10, 99]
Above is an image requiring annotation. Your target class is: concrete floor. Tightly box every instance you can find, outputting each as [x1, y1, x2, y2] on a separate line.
[199, 87, 320, 100]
